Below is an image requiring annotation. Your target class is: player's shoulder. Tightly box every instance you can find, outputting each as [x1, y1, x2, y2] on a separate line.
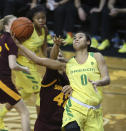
[4, 32, 14, 44]
[94, 52, 103, 58]
[2, 32, 10, 40]
[94, 52, 105, 63]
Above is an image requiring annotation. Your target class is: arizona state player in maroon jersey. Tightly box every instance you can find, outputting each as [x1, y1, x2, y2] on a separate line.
[0, 15, 30, 131]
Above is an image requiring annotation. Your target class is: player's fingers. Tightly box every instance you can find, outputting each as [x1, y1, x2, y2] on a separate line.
[62, 85, 68, 93]
[62, 85, 70, 93]
[62, 41, 66, 45]
[63, 86, 72, 96]
[64, 87, 72, 95]
[53, 35, 56, 41]
[93, 85, 98, 93]
[88, 78, 92, 83]
[68, 90, 73, 98]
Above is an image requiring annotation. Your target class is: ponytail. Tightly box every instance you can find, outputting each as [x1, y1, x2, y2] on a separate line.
[0, 15, 16, 35]
[85, 32, 99, 52]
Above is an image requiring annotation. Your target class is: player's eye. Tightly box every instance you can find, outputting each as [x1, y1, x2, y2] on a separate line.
[73, 37, 76, 40]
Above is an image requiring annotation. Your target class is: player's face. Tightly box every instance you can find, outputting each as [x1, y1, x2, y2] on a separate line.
[5, 17, 16, 32]
[33, 12, 46, 28]
[73, 33, 88, 50]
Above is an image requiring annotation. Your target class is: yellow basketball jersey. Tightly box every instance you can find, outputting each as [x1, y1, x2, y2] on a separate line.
[17, 27, 45, 68]
[66, 52, 103, 106]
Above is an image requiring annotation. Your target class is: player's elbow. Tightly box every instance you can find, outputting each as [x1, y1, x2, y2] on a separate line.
[9, 63, 17, 70]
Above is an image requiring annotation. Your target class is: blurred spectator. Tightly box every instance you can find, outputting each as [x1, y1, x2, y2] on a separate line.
[3, 0, 38, 17]
[30, 0, 38, 8]
[108, 0, 126, 53]
[75, 0, 111, 50]
[44, 0, 76, 45]
[0, 0, 6, 18]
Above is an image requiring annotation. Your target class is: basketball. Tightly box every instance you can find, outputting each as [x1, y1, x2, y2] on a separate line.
[11, 17, 34, 41]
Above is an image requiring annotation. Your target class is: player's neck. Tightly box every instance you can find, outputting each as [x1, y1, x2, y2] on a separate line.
[35, 26, 42, 36]
[75, 49, 88, 64]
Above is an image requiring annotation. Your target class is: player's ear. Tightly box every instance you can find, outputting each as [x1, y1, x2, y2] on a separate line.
[4, 25, 8, 32]
[87, 40, 90, 46]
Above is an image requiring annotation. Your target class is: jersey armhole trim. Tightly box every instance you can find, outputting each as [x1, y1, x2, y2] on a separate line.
[41, 79, 57, 88]
[89, 52, 94, 57]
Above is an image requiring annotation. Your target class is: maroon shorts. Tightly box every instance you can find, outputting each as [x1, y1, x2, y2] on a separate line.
[0, 78, 21, 105]
[34, 118, 62, 131]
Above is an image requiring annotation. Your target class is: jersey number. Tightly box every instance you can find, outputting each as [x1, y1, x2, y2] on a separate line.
[81, 74, 87, 85]
[53, 92, 67, 107]
[0, 46, 2, 55]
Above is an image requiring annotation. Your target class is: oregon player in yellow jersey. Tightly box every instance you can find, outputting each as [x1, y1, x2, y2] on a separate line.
[62, 32, 110, 131]
[13, 6, 48, 114]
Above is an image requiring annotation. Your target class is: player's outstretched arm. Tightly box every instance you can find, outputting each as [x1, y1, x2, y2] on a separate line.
[91, 53, 110, 86]
[50, 35, 64, 59]
[13, 37, 66, 71]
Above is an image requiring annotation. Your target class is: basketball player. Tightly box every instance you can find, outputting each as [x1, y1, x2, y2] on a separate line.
[0, 15, 31, 131]
[62, 32, 110, 131]
[13, 6, 48, 115]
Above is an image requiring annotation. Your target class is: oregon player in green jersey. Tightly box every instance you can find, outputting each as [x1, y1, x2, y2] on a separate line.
[13, 6, 48, 115]
[62, 32, 110, 131]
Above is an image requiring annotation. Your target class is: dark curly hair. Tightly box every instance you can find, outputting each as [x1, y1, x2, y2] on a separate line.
[26, 5, 46, 21]
[75, 31, 98, 52]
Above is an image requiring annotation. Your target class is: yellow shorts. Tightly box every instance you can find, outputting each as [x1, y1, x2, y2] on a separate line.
[19, 89, 40, 106]
[13, 68, 41, 94]
[62, 99, 104, 131]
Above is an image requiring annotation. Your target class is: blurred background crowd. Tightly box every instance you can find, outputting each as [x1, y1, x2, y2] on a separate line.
[0, 0, 126, 57]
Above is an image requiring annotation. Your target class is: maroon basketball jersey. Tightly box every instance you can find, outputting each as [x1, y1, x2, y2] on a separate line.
[0, 32, 18, 78]
[34, 68, 69, 131]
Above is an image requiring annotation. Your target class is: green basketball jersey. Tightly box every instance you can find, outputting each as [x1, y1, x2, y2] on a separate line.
[66, 52, 103, 106]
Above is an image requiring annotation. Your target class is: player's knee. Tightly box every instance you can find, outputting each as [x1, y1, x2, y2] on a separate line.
[64, 121, 80, 131]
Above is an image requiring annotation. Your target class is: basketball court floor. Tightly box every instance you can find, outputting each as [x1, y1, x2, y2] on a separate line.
[0, 51, 126, 131]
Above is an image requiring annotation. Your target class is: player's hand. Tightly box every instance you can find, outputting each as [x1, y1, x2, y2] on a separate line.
[11, 35, 21, 46]
[62, 85, 73, 98]
[53, 35, 66, 46]
[88, 79, 98, 93]
[23, 66, 30, 74]
[11, 34, 26, 46]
